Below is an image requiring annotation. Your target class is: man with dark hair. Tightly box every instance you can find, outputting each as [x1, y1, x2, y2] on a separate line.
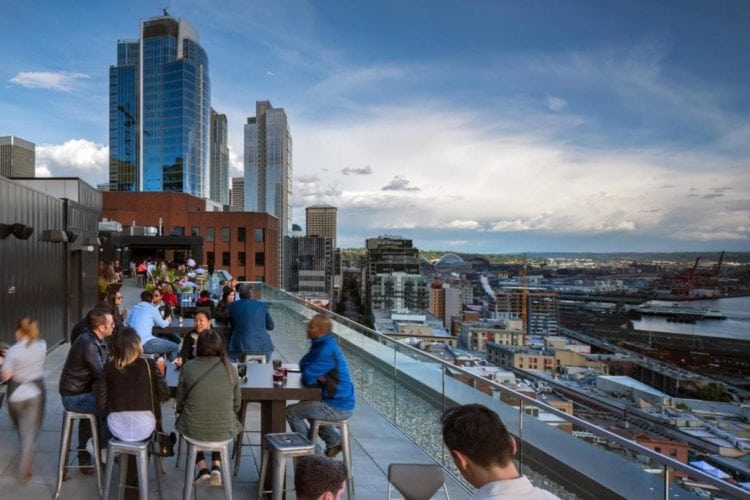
[441, 404, 560, 499]
[294, 455, 347, 500]
[60, 310, 115, 473]
[227, 284, 275, 362]
[126, 289, 179, 360]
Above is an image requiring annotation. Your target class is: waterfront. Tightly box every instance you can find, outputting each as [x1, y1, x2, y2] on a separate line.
[631, 296, 750, 340]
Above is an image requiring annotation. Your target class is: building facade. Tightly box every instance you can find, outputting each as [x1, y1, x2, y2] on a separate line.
[305, 205, 337, 249]
[209, 109, 229, 205]
[101, 192, 278, 285]
[230, 176, 244, 210]
[244, 100, 292, 285]
[109, 14, 210, 197]
[283, 235, 334, 297]
[363, 235, 421, 312]
[0, 136, 35, 178]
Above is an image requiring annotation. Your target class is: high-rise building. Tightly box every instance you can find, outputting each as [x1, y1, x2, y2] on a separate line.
[0, 136, 35, 178]
[363, 236, 423, 313]
[109, 13, 210, 197]
[209, 109, 229, 205]
[230, 176, 244, 210]
[283, 235, 334, 297]
[244, 100, 293, 284]
[305, 205, 337, 249]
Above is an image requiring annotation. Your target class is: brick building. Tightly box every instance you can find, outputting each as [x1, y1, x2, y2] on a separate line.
[102, 192, 278, 285]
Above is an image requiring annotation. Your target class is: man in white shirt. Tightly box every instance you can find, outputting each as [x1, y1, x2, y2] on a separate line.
[126, 289, 179, 360]
[441, 404, 560, 499]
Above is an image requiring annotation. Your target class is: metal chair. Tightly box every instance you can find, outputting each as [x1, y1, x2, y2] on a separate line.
[182, 435, 234, 500]
[53, 410, 103, 499]
[233, 354, 267, 476]
[257, 432, 316, 500]
[101, 439, 163, 500]
[310, 417, 354, 499]
[387, 463, 449, 500]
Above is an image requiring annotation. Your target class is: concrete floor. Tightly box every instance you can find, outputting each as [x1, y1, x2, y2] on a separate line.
[0, 277, 466, 499]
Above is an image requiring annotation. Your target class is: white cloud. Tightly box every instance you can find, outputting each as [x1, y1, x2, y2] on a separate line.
[341, 165, 372, 175]
[9, 71, 90, 91]
[445, 220, 481, 230]
[228, 145, 243, 178]
[36, 139, 108, 183]
[382, 175, 420, 191]
[546, 96, 567, 111]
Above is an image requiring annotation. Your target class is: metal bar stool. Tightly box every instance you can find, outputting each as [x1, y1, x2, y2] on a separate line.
[310, 418, 354, 499]
[101, 439, 163, 500]
[233, 354, 266, 476]
[53, 410, 103, 499]
[182, 435, 234, 500]
[257, 432, 316, 500]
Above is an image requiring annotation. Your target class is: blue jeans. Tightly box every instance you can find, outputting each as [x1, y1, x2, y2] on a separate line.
[143, 337, 180, 361]
[61, 393, 110, 456]
[286, 400, 352, 454]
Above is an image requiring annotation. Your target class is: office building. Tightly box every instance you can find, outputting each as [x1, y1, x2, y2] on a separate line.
[0, 136, 35, 178]
[244, 100, 292, 284]
[209, 109, 229, 205]
[363, 236, 422, 313]
[306, 205, 337, 249]
[109, 13, 210, 197]
[283, 235, 334, 297]
[230, 176, 244, 210]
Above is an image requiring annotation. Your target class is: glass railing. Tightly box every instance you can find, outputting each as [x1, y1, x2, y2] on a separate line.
[252, 283, 749, 500]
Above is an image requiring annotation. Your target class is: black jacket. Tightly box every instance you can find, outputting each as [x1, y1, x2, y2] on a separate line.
[59, 331, 108, 396]
[94, 357, 169, 420]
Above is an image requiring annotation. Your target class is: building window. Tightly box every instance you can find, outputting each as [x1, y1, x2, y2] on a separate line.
[238, 275, 246, 281]
[254, 228, 264, 243]
[238, 252, 246, 266]
[207, 251, 215, 266]
[255, 252, 265, 266]
[238, 227, 246, 242]
[191, 226, 200, 236]
[170, 226, 185, 236]
[222, 227, 230, 242]
[222, 252, 230, 266]
[207, 227, 215, 242]
[255, 276, 265, 282]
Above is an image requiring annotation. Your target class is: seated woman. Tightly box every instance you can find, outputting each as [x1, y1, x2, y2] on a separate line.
[95, 327, 170, 443]
[213, 287, 235, 326]
[195, 290, 216, 317]
[174, 308, 213, 368]
[175, 330, 242, 486]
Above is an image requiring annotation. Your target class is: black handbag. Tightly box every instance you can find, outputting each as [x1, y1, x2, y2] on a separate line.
[145, 359, 175, 457]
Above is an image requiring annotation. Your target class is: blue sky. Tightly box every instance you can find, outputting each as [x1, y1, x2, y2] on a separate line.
[1, 0, 749, 252]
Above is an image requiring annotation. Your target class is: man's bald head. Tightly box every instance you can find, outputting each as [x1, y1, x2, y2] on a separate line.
[307, 314, 332, 339]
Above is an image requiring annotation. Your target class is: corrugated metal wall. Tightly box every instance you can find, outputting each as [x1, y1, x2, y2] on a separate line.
[0, 177, 67, 347]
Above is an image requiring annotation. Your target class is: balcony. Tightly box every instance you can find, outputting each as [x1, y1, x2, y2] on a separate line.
[1, 279, 747, 499]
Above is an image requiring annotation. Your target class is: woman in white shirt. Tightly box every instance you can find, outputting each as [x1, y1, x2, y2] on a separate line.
[1, 317, 46, 481]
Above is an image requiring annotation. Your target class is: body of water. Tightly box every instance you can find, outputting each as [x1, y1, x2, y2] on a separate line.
[631, 296, 750, 340]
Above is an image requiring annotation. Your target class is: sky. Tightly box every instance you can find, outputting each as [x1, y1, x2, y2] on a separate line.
[1, 0, 749, 253]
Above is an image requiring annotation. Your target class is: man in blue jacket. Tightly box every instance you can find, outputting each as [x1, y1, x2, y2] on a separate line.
[228, 284, 275, 362]
[287, 313, 355, 456]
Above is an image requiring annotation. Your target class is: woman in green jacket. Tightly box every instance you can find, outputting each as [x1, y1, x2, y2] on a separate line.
[175, 330, 242, 486]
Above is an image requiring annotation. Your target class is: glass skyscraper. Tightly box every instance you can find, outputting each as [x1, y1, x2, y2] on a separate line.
[210, 109, 229, 205]
[244, 100, 293, 284]
[109, 14, 210, 197]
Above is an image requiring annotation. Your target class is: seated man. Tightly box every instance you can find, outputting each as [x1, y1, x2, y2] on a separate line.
[287, 314, 355, 456]
[294, 455, 347, 500]
[151, 288, 182, 345]
[228, 284, 275, 362]
[126, 290, 179, 360]
[59, 310, 114, 473]
[441, 403, 560, 499]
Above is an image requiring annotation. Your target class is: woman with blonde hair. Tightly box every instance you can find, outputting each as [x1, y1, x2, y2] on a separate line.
[1, 317, 46, 481]
[94, 327, 169, 443]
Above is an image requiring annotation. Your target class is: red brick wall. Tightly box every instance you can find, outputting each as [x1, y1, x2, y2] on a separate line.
[103, 192, 279, 286]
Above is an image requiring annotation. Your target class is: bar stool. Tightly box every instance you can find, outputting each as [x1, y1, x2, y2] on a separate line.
[102, 439, 163, 500]
[310, 418, 354, 499]
[233, 354, 266, 476]
[182, 435, 234, 500]
[257, 432, 316, 500]
[136, 274, 145, 287]
[53, 410, 102, 499]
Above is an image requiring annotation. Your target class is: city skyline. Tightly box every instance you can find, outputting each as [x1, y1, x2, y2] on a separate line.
[1, 1, 749, 252]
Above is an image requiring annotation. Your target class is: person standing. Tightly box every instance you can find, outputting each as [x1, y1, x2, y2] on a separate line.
[286, 314, 355, 456]
[59, 310, 114, 473]
[126, 290, 179, 360]
[441, 404, 560, 499]
[227, 284, 275, 362]
[1, 317, 46, 481]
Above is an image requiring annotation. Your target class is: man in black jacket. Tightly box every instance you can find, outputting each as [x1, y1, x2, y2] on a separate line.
[59, 310, 114, 472]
